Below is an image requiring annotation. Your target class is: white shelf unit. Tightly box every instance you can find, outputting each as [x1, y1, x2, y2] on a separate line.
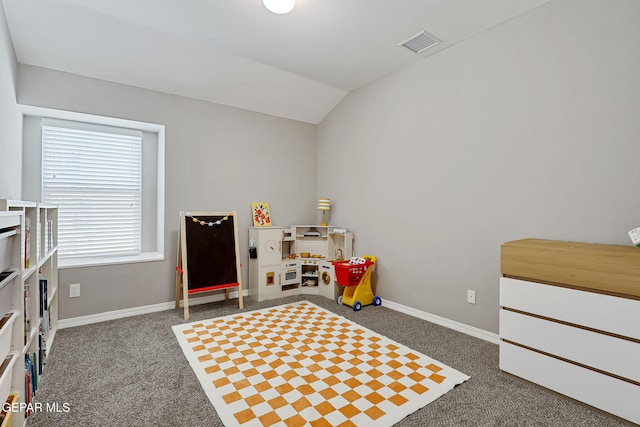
[0, 212, 22, 425]
[0, 200, 58, 422]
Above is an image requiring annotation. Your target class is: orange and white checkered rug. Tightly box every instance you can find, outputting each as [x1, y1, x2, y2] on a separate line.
[172, 301, 469, 427]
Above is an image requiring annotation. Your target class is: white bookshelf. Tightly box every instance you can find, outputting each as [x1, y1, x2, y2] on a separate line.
[0, 200, 58, 422]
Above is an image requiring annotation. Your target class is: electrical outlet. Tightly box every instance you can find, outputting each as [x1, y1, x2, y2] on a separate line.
[467, 290, 476, 304]
[69, 283, 81, 298]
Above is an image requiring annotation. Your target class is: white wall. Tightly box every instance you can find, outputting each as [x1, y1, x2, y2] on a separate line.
[0, 3, 22, 199]
[8, 0, 640, 332]
[17, 65, 318, 319]
[318, 0, 640, 333]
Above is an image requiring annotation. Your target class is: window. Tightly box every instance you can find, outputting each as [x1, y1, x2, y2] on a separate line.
[42, 123, 143, 259]
[20, 106, 165, 268]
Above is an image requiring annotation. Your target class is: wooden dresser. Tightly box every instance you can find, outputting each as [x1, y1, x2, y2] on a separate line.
[499, 239, 640, 424]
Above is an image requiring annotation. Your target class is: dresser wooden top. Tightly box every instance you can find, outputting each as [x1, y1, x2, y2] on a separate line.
[501, 238, 640, 299]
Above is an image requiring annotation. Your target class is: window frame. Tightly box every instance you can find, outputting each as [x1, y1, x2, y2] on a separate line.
[20, 105, 165, 269]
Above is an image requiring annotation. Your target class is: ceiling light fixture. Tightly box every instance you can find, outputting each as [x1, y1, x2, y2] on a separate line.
[263, 0, 295, 15]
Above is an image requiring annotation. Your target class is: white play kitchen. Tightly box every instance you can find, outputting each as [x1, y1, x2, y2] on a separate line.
[248, 226, 353, 301]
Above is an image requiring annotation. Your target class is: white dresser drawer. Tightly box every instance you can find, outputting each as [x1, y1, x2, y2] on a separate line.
[500, 309, 640, 383]
[500, 342, 640, 425]
[500, 277, 640, 340]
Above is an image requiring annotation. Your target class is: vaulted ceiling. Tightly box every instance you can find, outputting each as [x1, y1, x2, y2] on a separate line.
[2, 0, 551, 123]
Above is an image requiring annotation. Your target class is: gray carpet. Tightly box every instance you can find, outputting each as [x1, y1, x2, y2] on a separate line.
[28, 295, 633, 427]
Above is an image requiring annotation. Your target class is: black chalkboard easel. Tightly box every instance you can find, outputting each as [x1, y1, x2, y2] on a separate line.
[175, 211, 244, 320]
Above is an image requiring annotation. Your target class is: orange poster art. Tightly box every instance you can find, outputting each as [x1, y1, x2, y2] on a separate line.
[251, 202, 272, 227]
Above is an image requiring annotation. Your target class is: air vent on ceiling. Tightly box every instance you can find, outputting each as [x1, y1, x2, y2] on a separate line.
[400, 31, 440, 54]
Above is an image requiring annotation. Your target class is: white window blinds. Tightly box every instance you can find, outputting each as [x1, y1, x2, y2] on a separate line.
[42, 122, 142, 259]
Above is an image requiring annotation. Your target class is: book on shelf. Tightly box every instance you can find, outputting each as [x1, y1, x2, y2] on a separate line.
[24, 368, 31, 413]
[40, 310, 50, 338]
[39, 278, 47, 318]
[39, 314, 49, 371]
[25, 352, 39, 416]
[24, 284, 31, 343]
[37, 333, 45, 375]
[30, 352, 38, 391]
[24, 216, 31, 269]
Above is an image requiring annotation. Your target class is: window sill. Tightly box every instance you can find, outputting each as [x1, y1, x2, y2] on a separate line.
[59, 252, 164, 269]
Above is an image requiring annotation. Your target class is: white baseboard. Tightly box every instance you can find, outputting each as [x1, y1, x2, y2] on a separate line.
[59, 290, 499, 345]
[58, 289, 248, 329]
[382, 298, 500, 344]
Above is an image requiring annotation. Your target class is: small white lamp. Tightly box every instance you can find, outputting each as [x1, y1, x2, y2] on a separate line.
[318, 198, 331, 226]
[263, 0, 295, 14]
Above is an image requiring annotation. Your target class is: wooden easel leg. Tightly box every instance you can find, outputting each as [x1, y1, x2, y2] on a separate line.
[175, 269, 183, 310]
[179, 212, 190, 320]
[237, 284, 244, 309]
[183, 291, 190, 321]
[225, 289, 230, 301]
[176, 219, 184, 311]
